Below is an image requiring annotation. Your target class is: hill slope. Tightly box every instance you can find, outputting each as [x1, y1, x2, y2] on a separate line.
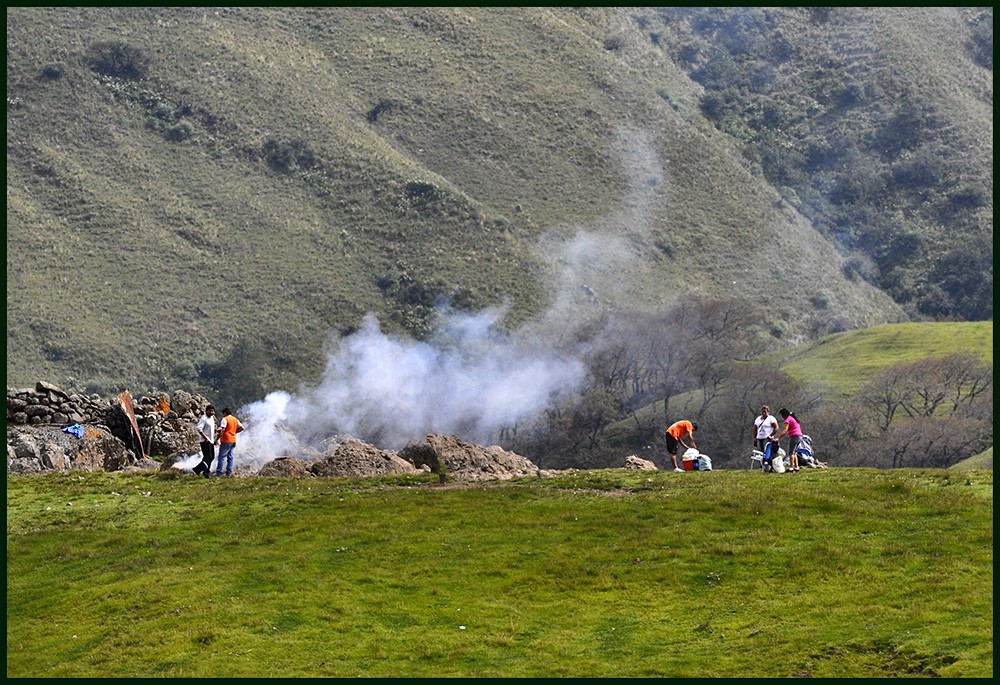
[6, 8, 990, 403]
[771, 320, 994, 400]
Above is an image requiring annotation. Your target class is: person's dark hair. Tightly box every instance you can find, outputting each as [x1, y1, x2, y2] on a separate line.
[692, 422, 699, 431]
[222, 407, 231, 415]
[779, 408, 796, 419]
[205, 404, 214, 412]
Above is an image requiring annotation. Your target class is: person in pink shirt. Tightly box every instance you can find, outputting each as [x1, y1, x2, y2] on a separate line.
[774, 408, 803, 472]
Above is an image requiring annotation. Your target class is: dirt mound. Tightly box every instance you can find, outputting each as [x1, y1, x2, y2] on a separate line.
[399, 433, 539, 482]
[310, 440, 419, 478]
[258, 457, 315, 478]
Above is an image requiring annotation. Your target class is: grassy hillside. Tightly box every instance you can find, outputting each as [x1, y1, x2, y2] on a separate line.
[645, 7, 994, 321]
[951, 447, 993, 472]
[772, 321, 994, 400]
[13, 7, 992, 401]
[6, 468, 993, 677]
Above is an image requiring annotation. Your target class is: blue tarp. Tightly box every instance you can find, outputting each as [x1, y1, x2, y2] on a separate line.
[61, 423, 85, 439]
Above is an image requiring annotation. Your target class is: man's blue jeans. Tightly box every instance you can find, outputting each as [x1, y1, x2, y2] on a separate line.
[216, 442, 236, 476]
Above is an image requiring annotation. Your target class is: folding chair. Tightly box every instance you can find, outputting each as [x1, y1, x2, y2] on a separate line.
[750, 449, 765, 471]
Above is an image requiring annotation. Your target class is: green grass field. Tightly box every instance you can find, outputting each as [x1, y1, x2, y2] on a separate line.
[6, 468, 992, 677]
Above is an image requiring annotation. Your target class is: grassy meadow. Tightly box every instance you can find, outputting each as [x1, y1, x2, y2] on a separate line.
[6, 468, 992, 678]
[771, 321, 995, 401]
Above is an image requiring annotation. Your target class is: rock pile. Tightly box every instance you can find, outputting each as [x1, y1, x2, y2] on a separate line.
[310, 439, 420, 478]
[6, 382, 110, 426]
[7, 382, 213, 473]
[399, 433, 541, 482]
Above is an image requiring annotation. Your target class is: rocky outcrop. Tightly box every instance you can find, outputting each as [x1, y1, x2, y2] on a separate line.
[399, 433, 539, 482]
[6, 382, 110, 426]
[7, 382, 214, 473]
[6, 424, 132, 472]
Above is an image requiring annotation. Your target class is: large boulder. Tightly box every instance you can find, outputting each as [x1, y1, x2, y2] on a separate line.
[143, 422, 200, 458]
[7, 424, 132, 472]
[399, 433, 539, 482]
[623, 454, 658, 470]
[310, 440, 418, 478]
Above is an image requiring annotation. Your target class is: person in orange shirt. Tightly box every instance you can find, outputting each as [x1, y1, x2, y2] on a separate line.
[214, 407, 245, 477]
[665, 419, 698, 472]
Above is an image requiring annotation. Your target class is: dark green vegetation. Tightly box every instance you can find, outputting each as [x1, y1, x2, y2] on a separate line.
[7, 8, 992, 404]
[6, 469, 993, 677]
[654, 7, 993, 322]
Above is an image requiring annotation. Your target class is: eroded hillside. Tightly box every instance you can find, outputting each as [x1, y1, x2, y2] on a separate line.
[7, 8, 990, 404]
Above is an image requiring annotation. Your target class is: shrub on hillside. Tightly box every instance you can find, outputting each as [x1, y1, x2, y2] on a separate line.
[86, 40, 149, 80]
[262, 138, 317, 173]
[967, 12, 992, 69]
[367, 98, 397, 123]
[947, 183, 989, 211]
[403, 180, 445, 205]
[841, 253, 877, 284]
[164, 119, 195, 142]
[40, 62, 65, 80]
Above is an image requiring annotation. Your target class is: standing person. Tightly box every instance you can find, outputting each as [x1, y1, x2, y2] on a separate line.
[214, 407, 245, 477]
[665, 419, 699, 472]
[192, 404, 216, 478]
[774, 408, 803, 472]
[752, 405, 779, 454]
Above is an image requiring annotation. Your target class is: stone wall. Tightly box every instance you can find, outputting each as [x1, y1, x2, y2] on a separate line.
[6, 381, 110, 426]
[7, 382, 213, 472]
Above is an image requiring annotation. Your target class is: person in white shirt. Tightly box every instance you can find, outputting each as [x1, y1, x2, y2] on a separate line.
[193, 404, 216, 478]
[752, 405, 779, 454]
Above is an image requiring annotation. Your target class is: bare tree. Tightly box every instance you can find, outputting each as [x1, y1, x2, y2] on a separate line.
[858, 364, 914, 432]
[697, 361, 806, 466]
[806, 403, 877, 466]
[633, 309, 691, 425]
[873, 415, 991, 468]
[939, 353, 993, 412]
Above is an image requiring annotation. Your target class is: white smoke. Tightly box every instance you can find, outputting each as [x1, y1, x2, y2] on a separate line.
[170, 452, 203, 472]
[238, 307, 587, 462]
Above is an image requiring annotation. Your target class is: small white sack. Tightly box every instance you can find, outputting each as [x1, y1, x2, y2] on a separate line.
[772, 454, 786, 473]
[682, 447, 700, 461]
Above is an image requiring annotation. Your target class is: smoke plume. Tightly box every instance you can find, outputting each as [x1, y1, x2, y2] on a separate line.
[238, 127, 667, 468]
[239, 308, 588, 465]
